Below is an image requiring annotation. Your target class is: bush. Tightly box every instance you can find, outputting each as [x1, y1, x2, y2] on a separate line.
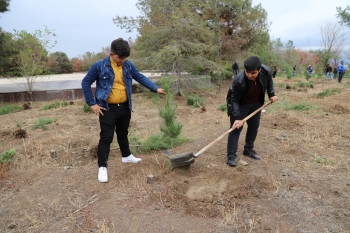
[0, 105, 22, 115]
[40, 100, 68, 110]
[32, 118, 55, 130]
[83, 103, 92, 112]
[0, 149, 15, 164]
[217, 103, 227, 112]
[187, 95, 203, 107]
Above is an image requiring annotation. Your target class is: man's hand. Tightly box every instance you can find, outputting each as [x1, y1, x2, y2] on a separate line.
[157, 88, 166, 95]
[232, 120, 243, 129]
[91, 104, 106, 116]
[270, 96, 278, 103]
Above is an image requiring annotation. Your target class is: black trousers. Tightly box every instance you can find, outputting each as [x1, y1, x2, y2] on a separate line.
[338, 72, 344, 83]
[227, 101, 261, 160]
[97, 103, 131, 167]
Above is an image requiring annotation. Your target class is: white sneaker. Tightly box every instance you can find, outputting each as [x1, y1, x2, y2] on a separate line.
[98, 167, 108, 183]
[122, 154, 142, 163]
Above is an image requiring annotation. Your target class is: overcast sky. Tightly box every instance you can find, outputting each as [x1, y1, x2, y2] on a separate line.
[1, 0, 349, 59]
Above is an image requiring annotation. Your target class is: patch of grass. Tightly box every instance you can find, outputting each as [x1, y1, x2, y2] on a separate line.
[217, 103, 227, 112]
[0, 149, 15, 164]
[278, 84, 285, 88]
[286, 103, 317, 111]
[297, 81, 312, 88]
[32, 118, 55, 130]
[314, 155, 334, 165]
[316, 89, 341, 99]
[83, 103, 92, 112]
[40, 100, 68, 110]
[0, 104, 22, 115]
[187, 95, 203, 107]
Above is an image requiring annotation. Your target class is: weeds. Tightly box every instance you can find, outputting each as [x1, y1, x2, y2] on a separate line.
[0, 149, 15, 164]
[0, 104, 21, 115]
[316, 89, 341, 98]
[187, 95, 203, 107]
[286, 103, 317, 111]
[83, 103, 92, 112]
[32, 117, 55, 130]
[40, 100, 68, 110]
[217, 103, 227, 112]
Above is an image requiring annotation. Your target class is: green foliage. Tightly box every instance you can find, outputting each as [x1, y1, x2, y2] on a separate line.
[278, 84, 285, 88]
[286, 103, 317, 111]
[336, 6, 350, 28]
[32, 118, 55, 130]
[217, 103, 227, 112]
[316, 89, 341, 99]
[297, 81, 312, 88]
[0, 149, 15, 164]
[40, 100, 68, 110]
[130, 77, 188, 153]
[187, 95, 203, 107]
[2, 26, 57, 98]
[285, 66, 292, 79]
[48, 51, 73, 74]
[83, 103, 92, 112]
[0, 104, 21, 115]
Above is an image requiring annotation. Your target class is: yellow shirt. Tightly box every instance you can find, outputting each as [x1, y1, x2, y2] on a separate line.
[107, 57, 128, 104]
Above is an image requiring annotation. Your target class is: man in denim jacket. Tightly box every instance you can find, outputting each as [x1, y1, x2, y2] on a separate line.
[226, 56, 278, 167]
[82, 38, 165, 182]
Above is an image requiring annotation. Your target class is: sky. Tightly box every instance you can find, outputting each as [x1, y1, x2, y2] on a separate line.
[1, 0, 349, 59]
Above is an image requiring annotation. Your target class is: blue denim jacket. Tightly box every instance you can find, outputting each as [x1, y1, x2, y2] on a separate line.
[81, 56, 159, 111]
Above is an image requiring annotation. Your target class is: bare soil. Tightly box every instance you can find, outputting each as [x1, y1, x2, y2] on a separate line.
[1, 77, 350, 232]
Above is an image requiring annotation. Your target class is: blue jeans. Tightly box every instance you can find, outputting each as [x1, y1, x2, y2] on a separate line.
[227, 101, 262, 160]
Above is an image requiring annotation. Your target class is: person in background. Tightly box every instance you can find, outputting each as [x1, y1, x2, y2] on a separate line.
[307, 65, 313, 79]
[81, 38, 166, 183]
[232, 61, 239, 77]
[337, 61, 345, 83]
[226, 56, 278, 167]
[325, 64, 331, 80]
[333, 66, 338, 80]
[272, 65, 277, 78]
[292, 65, 296, 77]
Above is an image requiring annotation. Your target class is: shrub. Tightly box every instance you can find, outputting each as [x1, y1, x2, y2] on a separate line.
[187, 95, 203, 107]
[316, 89, 341, 99]
[40, 100, 68, 110]
[0, 105, 21, 115]
[83, 103, 92, 112]
[0, 149, 15, 164]
[217, 103, 227, 112]
[32, 118, 55, 130]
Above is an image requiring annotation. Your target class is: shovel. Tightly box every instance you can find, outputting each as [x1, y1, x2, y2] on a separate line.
[169, 101, 272, 168]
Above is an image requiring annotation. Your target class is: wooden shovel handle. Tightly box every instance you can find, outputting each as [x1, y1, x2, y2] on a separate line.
[194, 101, 272, 157]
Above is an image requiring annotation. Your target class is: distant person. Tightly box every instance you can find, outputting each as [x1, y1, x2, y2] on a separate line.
[272, 65, 277, 78]
[337, 61, 345, 83]
[292, 65, 296, 77]
[232, 61, 239, 77]
[226, 56, 278, 167]
[325, 64, 332, 80]
[333, 66, 338, 79]
[307, 65, 313, 79]
[81, 38, 166, 183]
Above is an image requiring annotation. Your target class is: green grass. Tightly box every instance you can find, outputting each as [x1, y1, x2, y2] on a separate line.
[316, 89, 341, 99]
[0, 105, 21, 115]
[187, 95, 203, 107]
[297, 81, 313, 88]
[269, 101, 317, 112]
[217, 103, 227, 112]
[32, 118, 55, 130]
[0, 149, 15, 164]
[40, 100, 68, 110]
[83, 103, 92, 112]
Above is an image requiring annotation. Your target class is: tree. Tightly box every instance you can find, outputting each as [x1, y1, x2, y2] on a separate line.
[47, 51, 72, 74]
[2, 26, 57, 99]
[114, 0, 228, 94]
[318, 21, 348, 67]
[0, 0, 11, 75]
[336, 6, 350, 28]
[0, 0, 9, 13]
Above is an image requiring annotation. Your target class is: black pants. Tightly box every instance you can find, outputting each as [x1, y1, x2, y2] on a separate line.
[338, 72, 344, 83]
[227, 101, 261, 160]
[97, 103, 131, 167]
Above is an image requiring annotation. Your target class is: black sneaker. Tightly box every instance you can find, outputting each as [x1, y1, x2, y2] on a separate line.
[227, 158, 237, 167]
[243, 148, 260, 160]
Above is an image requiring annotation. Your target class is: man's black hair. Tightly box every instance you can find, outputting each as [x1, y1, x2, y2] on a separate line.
[244, 56, 262, 71]
[111, 38, 130, 58]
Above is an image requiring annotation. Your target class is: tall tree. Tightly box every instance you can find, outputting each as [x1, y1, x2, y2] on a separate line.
[47, 51, 73, 74]
[0, 0, 9, 13]
[114, 0, 225, 94]
[3, 26, 57, 99]
[0, 0, 11, 75]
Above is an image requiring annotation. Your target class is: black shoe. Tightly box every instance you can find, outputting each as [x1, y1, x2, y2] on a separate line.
[243, 148, 260, 160]
[227, 158, 237, 167]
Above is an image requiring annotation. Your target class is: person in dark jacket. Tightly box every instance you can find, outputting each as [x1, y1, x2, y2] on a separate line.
[82, 38, 166, 182]
[226, 56, 278, 167]
[232, 61, 239, 77]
